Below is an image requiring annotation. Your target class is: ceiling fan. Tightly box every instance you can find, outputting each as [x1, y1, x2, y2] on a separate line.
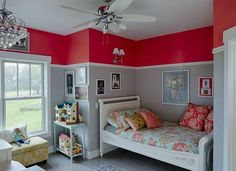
[60, 0, 157, 34]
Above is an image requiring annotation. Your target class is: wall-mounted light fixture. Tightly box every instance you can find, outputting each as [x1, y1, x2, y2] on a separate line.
[113, 48, 125, 64]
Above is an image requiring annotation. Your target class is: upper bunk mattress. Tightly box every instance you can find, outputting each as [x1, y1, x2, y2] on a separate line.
[105, 121, 206, 154]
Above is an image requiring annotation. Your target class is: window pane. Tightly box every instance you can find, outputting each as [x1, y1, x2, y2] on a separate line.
[31, 64, 42, 96]
[5, 99, 43, 133]
[5, 62, 17, 98]
[18, 63, 30, 97]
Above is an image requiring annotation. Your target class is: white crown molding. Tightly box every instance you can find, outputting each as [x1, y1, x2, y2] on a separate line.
[136, 61, 213, 70]
[212, 46, 224, 54]
[51, 61, 213, 69]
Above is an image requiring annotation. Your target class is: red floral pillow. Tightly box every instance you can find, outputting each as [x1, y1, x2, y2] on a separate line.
[179, 103, 211, 131]
[204, 110, 213, 134]
[139, 111, 162, 129]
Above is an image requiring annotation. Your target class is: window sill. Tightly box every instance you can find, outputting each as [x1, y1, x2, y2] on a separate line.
[29, 131, 52, 139]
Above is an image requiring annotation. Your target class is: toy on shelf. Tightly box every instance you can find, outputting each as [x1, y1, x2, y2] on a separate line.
[58, 133, 83, 156]
[55, 101, 78, 125]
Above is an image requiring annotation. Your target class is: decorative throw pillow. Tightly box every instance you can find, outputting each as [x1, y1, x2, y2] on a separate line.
[126, 114, 146, 131]
[204, 110, 213, 134]
[107, 108, 150, 129]
[139, 111, 162, 129]
[179, 103, 211, 131]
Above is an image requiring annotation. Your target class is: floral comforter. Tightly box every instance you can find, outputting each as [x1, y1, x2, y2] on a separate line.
[113, 121, 206, 154]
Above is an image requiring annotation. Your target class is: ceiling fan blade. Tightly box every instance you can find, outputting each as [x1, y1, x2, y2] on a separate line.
[60, 4, 98, 16]
[114, 20, 127, 30]
[109, 24, 121, 33]
[109, 0, 133, 14]
[72, 19, 100, 29]
[120, 14, 157, 22]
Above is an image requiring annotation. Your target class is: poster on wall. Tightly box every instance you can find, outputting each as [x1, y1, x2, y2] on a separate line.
[65, 71, 74, 97]
[75, 67, 87, 85]
[111, 73, 121, 90]
[162, 70, 189, 105]
[75, 86, 88, 101]
[96, 79, 106, 95]
[198, 77, 213, 97]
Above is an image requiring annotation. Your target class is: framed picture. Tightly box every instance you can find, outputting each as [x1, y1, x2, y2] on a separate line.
[65, 71, 74, 97]
[198, 77, 213, 97]
[162, 70, 189, 105]
[96, 79, 106, 95]
[2, 33, 30, 52]
[75, 67, 87, 85]
[111, 72, 121, 90]
[75, 86, 88, 101]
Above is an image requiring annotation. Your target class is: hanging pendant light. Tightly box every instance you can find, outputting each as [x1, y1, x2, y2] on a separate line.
[0, 0, 28, 49]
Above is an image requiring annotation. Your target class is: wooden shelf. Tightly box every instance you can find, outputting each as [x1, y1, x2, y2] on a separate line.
[56, 148, 83, 158]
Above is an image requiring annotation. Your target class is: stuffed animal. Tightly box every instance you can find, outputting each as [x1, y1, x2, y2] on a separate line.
[13, 128, 30, 147]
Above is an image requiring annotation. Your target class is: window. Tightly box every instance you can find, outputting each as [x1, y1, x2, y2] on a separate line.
[0, 52, 51, 137]
[4, 62, 44, 133]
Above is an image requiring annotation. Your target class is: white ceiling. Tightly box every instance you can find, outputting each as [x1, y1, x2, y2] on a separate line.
[5, 0, 213, 40]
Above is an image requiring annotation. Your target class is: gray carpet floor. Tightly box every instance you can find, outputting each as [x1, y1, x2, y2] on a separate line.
[39, 149, 188, 171]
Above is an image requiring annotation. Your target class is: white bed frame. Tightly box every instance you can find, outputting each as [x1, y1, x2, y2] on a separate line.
[99, 96, 213, 171]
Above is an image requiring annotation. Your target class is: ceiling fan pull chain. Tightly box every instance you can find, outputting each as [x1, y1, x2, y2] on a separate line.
[106, 34, 109, 45]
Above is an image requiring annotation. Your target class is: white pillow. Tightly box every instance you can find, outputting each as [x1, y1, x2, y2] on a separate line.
[0, 124, 28, 143]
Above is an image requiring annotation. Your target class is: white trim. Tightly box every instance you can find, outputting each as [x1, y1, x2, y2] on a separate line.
[0, 51, 51, 63]
[212, 46, 224, 54]
[137, 61, 213, 70]
[48, 145, 54, 154]
[51, 64, 66, 68]
[86, 149, 100, 159]
[223, 26, 236, 171]
[50, 61, 213, 70]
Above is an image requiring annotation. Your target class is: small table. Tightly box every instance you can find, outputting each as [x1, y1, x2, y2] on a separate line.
[53, 121, 86, 162]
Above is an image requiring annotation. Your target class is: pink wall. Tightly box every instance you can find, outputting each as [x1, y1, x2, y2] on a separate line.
[0, 26, 213, 66]
[135, 27, 213, 67]
[214, 0, 236, 47]
[66, 29, 90, 65]
[0, 28, 68, 65]
[89, 29, 136, 66]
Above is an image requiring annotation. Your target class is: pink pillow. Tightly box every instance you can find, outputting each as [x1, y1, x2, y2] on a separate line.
[204, 110, 213, 134]
[139, 111, 162, 129]
[179, 103, 211, 131]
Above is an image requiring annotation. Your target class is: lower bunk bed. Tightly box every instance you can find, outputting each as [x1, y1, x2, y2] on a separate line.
[99, 96, 213, 171]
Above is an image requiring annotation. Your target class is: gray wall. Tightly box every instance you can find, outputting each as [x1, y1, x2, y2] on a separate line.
[46, 67, 65, 146]
[213, 52, 224, 171]
[88, 66, 136, 152]
[136, 64, 214, 123]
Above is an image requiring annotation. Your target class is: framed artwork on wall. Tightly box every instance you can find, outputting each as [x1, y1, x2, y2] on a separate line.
[75, 67, 87, 85]
[1, 33, 30, 52]
[111, 72, 121, 90]
[65, 71, 74, 97]
[96, 79, 106, 95]
[162, 70, 189, 105]
[75, 85, 88, 101]
[198, 77, 213, 97]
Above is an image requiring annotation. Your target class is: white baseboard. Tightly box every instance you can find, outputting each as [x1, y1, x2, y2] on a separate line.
[48, 145, 54, 154]
[86, 149, 100, 159]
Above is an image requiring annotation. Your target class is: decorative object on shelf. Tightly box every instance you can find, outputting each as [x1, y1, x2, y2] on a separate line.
[0, 0, 28, 49]
[198, 77, 213, 97]
[111, 72, 121, 90]
[75, 86, 88, 101]
[96, 79, 106, 95]
[65, 71, 74, 97]
[75, 67, 87, 85]
[162, 70, 189, 105]
[55, 101, 78, 125]
[58, 133, 83, 156]
[60, 0, 156, 34]
[113, 48, 125, 64]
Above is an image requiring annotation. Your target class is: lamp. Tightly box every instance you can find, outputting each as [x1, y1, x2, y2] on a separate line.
[0, 0, 28, 49]
[113, 48, 125, 64]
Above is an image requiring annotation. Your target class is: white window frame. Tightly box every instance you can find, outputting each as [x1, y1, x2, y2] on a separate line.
[0, 51, 51, 138]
